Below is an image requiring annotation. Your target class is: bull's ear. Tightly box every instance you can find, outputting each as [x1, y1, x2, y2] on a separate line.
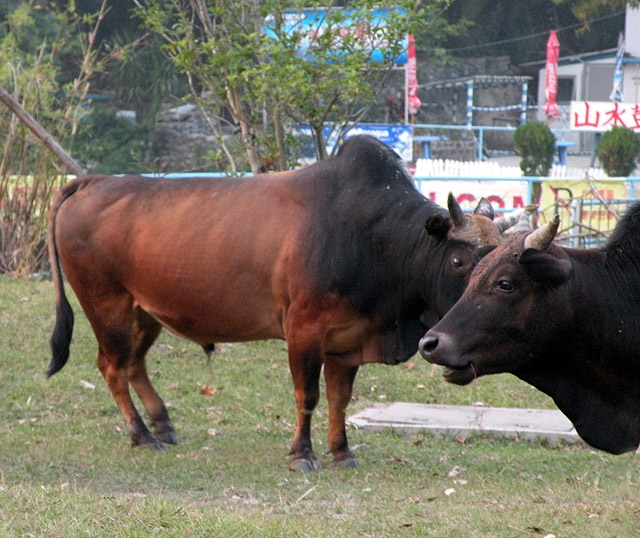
[425, 214, 450, 240]
[474, 197, 495, 220]
[518, 248, 572, 286]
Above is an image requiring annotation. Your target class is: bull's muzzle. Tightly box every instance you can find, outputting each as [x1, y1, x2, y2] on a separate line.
[418, 331, 477, 385]
[418, 333, 441, 361]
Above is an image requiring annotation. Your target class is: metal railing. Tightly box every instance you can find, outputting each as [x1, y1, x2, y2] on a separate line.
[411, 123, 579, 162]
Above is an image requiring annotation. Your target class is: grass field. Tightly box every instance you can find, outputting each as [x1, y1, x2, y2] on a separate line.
[1, 276, 638, 537]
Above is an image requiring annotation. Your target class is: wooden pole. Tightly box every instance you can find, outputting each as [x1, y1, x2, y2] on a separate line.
[0, 84, 83, 175]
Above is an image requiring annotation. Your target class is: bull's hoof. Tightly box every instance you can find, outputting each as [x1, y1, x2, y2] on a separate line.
[132, 436, 166, 452]
[331, 454, 359, 469]
[289, 455, 322, 472]
[148, 441, 167, 452]
[156, 430, 179, 445]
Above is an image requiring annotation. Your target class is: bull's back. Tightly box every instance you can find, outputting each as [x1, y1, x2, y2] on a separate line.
[54, 174, 305, 343]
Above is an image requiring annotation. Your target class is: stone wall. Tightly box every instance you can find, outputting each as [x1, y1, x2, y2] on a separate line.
[153, 104, 219, 171]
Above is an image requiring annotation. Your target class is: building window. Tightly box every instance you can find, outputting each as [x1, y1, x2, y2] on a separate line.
[557, 77, 575, 103]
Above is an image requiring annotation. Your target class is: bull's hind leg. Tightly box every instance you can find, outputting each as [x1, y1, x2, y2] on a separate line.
[97, 346, 164, 450]
[128, 308, 178, 445]
[324, 360, 359, 468]
[87, 294, 164, 450]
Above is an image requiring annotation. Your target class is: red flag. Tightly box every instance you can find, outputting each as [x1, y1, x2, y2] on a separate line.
[407, 34, 421, 116]
[542, 30, 559, 119]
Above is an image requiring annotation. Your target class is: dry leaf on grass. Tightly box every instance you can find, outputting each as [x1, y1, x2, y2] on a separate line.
[200, 385, 218, 396]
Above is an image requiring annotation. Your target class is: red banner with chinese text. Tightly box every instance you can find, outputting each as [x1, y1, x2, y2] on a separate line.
[570, 101, 640, 132]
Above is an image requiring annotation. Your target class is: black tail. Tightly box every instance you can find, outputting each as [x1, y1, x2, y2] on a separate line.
[48, 292, 74, 377]
[46, 182, 79, 378]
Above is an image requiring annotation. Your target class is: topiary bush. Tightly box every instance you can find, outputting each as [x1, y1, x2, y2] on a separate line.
[595, 126, 640, 177]
[513, 122, 557, 176]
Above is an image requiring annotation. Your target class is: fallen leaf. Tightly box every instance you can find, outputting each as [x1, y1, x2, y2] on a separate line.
[447, 466, 461, 478]
[404, 361, 416, 370]
[200, 385, 218, 396]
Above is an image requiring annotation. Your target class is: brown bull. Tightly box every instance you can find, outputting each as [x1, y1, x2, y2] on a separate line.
[47, 135, 502, 471]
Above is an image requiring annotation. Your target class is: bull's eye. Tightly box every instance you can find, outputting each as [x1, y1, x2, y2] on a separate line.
[452, 256, 463, 268]
[497, 279, 514, 292]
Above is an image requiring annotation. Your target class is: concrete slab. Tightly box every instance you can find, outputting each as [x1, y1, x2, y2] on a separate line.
[348, 402, 580, 444]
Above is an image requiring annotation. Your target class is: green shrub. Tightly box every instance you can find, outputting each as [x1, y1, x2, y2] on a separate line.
[70, 108, 148, 174]
[513, 122, 557, 176]
[595, 126, 640, 177]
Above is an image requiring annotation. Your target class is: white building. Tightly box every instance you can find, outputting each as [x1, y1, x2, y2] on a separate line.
[536, 5, 640, 151]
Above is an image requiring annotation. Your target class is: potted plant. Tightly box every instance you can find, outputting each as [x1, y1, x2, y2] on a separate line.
[595, 126, 640, 177]
[513, 122, 557, 177]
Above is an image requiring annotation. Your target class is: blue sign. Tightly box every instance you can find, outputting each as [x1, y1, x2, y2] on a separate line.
[295, 124, 413, 161]
[264, 8, 408, 65]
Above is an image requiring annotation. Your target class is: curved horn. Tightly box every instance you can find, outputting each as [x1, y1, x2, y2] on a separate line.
[495, 210, 520, 233]
[523, 214, 560, 251]
[511, 213, 533, 234]
[447, 192, 466, 227]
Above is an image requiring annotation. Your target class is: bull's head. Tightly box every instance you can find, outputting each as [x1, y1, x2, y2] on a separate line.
[418, 193, 505, 329]
[419, 215, 572, 384]
[419, 212, 640, 455]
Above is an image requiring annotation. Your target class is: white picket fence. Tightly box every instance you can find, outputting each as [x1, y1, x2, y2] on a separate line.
[414, 158, 608, 179]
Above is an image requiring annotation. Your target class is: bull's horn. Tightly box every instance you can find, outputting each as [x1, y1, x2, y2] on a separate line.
[447, 192, 466, 227]
[523, 214, 560, 251]
[495, 209, 522, 233]
[512, 212, 533, 233]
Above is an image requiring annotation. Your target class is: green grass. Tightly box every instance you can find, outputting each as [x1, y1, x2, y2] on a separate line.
[1, 276, 638, 537]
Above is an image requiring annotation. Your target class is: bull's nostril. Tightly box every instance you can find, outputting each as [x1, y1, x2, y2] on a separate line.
[419, 335, 439, 356]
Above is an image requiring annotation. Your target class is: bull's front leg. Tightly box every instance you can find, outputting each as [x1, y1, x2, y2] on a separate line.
[286, 341, 323, 472]
[324, 359, 359, 468]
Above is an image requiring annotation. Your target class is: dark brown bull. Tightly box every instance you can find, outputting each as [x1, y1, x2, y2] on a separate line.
[420, 203, 640, 454]
[48, 135, 503, 470]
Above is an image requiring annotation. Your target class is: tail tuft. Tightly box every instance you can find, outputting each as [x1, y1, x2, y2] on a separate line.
[47, 296, 74, 377]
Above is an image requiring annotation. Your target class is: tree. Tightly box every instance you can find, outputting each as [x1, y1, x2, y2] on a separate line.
[134, 0, 454, 172]
[0, 0, 109, 274]
[443, 0, 636, 65]
[555, 0, 640, 21]
[107, 30, 184, 162]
